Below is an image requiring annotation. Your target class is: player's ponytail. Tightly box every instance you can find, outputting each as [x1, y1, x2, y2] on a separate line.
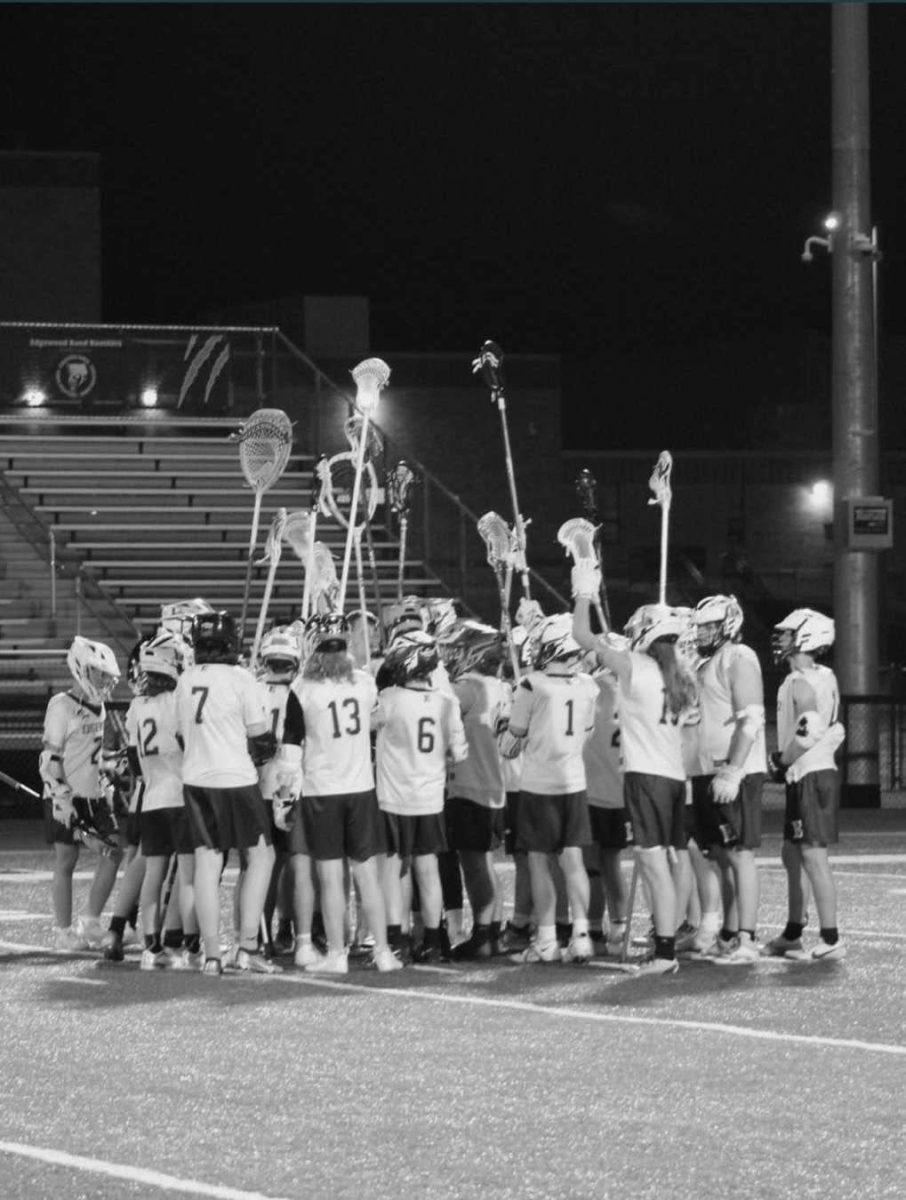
[648, 640, 698, 719]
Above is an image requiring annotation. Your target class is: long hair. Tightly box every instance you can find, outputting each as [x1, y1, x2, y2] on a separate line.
[648, 640, 698, 719]
[302, 648, 356, 684]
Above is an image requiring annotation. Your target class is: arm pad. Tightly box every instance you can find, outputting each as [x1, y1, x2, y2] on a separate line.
[736, 705, 765, 740]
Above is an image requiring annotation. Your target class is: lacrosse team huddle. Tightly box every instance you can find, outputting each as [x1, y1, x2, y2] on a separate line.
[40, 577, 847, 978]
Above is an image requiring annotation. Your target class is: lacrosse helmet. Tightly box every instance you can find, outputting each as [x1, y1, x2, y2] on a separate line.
[260, 626, 302, 681]
[624, 604, 688, 653]
[385, 607, 424, 647]
[445, 621, 504, 680]
[772, 608, 835, 663]
[383, 629, 440, 684]
[191, 610, 240, 665]
[536, 613, 582, 670]
[138, 635, 182, 694]
[160, 597, 213, 640]
[67, 636, 120, 705]
[310, 613, 350, 654]
[514, 597, 545, 637]
[693, 594, 744, 656]
[422, 597, 461, 643]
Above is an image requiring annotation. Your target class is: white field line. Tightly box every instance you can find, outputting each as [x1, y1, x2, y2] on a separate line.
[284, 974, 906, 1058]
[0, 1141, 290, 1200]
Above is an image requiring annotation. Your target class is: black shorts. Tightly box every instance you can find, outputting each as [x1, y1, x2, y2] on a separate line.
[183, 783, 272, 854]
[623, 773, 687, 851]
[784, 770, 839, 847]
[301, 790, 385, 862]
[691, 773, 764, 853]
[587, 805, 632, 851]
[44, 796, 117, 847]
[446, 796, 505, 853]
[383, 810, 448, 858]
[140, 807, 194, 858]
[504, 791, 522, 856]
[124, 810, 142, 849]
[515, 790, 591, 855]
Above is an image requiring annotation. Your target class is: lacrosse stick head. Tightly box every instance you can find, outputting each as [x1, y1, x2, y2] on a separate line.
[556, 518, 598, 563]
[351, 357, 391, 415]
[386, 460, 418, 515]
[575, 468, 598, 514]
[472, 340, 505, 393]
[477, 511, 511, 567]
[237, 408, 293, 494]
[647, 450, 673, 508]
[281, 510, 313, 561]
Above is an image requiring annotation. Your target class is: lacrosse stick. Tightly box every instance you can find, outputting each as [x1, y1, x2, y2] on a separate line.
[472, 340, 531, 599]
[281, 507, 313, 619]
[575, 469, 612, 628]
[303, 458, 329, 622]
[234, 408, 293, 644]
[386, 460, 418, 603]
[250, 507, 288, 670]
[477, 511, 521, 680]
[338, 358, 390, 610]
[0, 768, 40, 800]
[308, 542, 340, 613]
[647, 450, 673, 606]
[0, 769, 120, 858]
[557, 517, 609, 633]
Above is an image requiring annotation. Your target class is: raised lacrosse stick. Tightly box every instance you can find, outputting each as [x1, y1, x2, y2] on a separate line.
[281, 507, 313, 621]
[473, 340, 531, 599]
[318, 418, 382, 612]
[647, 450, 674, 606]
[309, 541, 340, 613]
[234, 408, 293, 644]
[386, 460, 418, 603]
[250, 507, 288, 669]
[338, 358, 390, 610]
[303, 457, 330, 622]
[557, 517, 609, 633]
[575, 468, 612, 628]
[478, 510, 521, 680]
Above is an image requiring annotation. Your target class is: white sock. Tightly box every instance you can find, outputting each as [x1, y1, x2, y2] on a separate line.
[537, 924, 557, 946]
[572, 918, 590, 937]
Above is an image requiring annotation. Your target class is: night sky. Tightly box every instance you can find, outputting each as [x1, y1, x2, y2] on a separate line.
[4, 4, 906, 446]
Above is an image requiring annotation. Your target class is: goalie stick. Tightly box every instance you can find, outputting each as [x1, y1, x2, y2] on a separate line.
[477, 510, 521, 680]
[557, 517, 609, 633]
[575, 468, 612, 628]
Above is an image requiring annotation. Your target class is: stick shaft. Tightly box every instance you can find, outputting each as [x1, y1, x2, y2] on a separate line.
[496, 395, 531, 598]
[396, 514, 409, 603]
[250, 554, 280, 669]
[0, 768, 40, 800]
[239, 490, 264, 644]
[353, 532, 371, 671]
[301, 508, 318, 620]
[658, 499, 671, 606]
[337, 416, 371, 610]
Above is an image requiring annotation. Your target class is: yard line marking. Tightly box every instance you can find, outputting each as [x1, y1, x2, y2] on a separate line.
[0, 911, 46, 921]
[284, 975, 906, 1057]
[0, 870, 96, 883]
[0, 1142, 292, 1200]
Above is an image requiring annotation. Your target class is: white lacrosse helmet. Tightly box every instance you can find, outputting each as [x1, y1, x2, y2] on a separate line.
[514, 597, 545, 636]
[260, 627, 302, 680]
[67, 636, 120, 704]
[422, 598, 460, 643]
[693, 594, 744, 656]
[444, 621, 504, 680]
[624, 604, 688, 653]
[382, 629, 440, 684]
[772, 609, 835, 662]
[536, 613, 582, 670]
[138, 637, 182, 692]
[160, 597, 213, 640]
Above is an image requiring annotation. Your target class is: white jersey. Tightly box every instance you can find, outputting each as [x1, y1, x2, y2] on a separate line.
[692, 642, 767, 775]
[449, 673, 508, 808]
[584, 672, 623, 809]
[42, 692, 105, 799]
[175, 663, 265, 788]
[509, 669, 598, 795]
[126, 691, 183, 811]
[375, 684, 467, 815]
[777, 663, 841, 777]
[616, 652, 685, 782]
[290, 669, 378, 797]
[257, 679, 292, 801]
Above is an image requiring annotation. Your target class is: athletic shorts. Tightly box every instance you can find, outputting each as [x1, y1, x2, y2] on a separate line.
[623, 773, 687, 851]
[383, 810, 448, 858]
[784, 770, 839, 847]
[124, 810, 142, 849]
[586, 805, 632, 851]
[504, 791, 521, 855]
[44, 796, 117, 847]
[515, 790, 592, 855]
[183, 783, 272, 854]
[301, 789, 384, 863]
[446, 796, 505, 853]
[140, 807, 194, 858]
[691, 773, 764, 853]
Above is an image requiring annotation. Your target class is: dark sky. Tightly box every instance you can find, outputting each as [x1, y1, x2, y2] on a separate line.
[4, 3, 906, 444]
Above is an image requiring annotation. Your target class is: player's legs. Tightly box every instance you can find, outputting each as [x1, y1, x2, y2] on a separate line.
[176, 853, 198, 938]
[351, 855, 393, 955]
[527, 851, 556, 931]
[800, 845, 837, 928]
[636, 847, 677, 939]
[52, 842, 80, 929]
[315, 858, 347, 956]
[557, 844, 590, 925]
[782, 840, 808, 923]
[194, 845, 225, 962]
[458, 849, 496, 924]
[139, 856, 169, 947]
[238, 836, 276, 952]
[412, 853, 443, 930]
[726, 846, 759, 934]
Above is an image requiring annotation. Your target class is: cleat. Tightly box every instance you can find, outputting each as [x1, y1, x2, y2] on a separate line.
[169, 948, 204, 971]
[75, 915, 105, 949]
[450, 932, 493, 962]
[511, 939, 562, 965]
[674, 922, 699, 953]
[235, 948, 283, 974]
[53, 926, 90, 952]
[101, 932, 124, 962]
[497, 922, 532, 953]
[370, 947, 404, 972]
[808, 939, 846, 962]
[304, 950, 348, 975]
[713, 937, 761, 966]
[293, 941, 326, 969]
[562, 932, 594, 964]
[761, 933, 804, 958]
[411, 942, 448, 965]
[202, 957, 224, 976]
[633, 955, 679, 976]
[140, 948, 171, 971]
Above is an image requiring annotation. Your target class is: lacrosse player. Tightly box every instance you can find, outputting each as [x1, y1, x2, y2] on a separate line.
[276, 614, 401, 974]
[764, 609, 846, 961]
[574, 567, 698, 975]
[41, 637, 123, 951]
[445, 624, 509, 960]
[375, 631, 468, 963]
[685, 595, 767, 965]
[175, 610, 278, 976]
[500, 614, 597, 966]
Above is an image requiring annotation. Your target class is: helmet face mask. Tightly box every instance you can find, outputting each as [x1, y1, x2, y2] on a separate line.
[191, 611, 239, 665]
[67, 637, 120, 704]
[693, 594, 743, 656]
[772, 609, 835, 664]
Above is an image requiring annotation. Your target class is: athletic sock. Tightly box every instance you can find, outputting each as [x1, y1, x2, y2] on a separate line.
[163, 928, 184, 950]
[126, 904, 139, 929]
[144, 935, 163, 952]
[556, 921, 573, 945]
[108, 915, 127, 937]
[277, 918, 293, 941]
[653, 935, 676, 960]
[572, 917, 590, 938]
[488, 920, 502, 941]
[819, 927, 839, 946]
[185, 934, 201, 955]
[740, 929, 756, 943]
[782, 921, 805, 941]
[422, 925, 441, 949]
[537, 924, 557, 948]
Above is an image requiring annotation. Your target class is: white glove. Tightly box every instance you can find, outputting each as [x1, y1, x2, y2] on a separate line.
[50, 787, 75, 828]
[571, 558, 602, 600]
[272, 794, 296, 832]
[711, 764, 744, 804]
